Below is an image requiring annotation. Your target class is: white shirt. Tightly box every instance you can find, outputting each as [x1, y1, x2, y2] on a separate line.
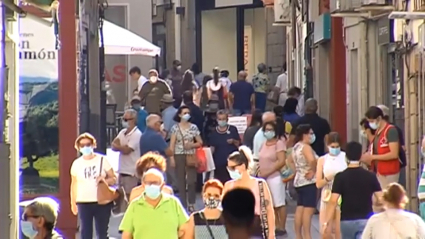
[322, 152, 347, 178]
[116, 127, 142, 175]
[362, 209, 425, 239]
[276, 72, 288, 106]
[137, 75, 148, 92]
[296, 94, 305, 116]
[70, 154, 113, 202]
[253, 129, 266, 160]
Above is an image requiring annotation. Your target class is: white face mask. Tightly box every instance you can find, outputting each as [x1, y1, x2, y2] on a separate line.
[149, 76, 158, 83]
[176, 65, 182, 70]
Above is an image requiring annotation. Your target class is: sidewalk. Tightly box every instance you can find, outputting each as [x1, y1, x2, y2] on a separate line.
[77, 195, 320, 238]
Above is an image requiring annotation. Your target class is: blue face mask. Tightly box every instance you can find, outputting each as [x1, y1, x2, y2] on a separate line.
[217, 120, 228, 127]
[132, 104, 141, 110]
[121, 120, 129, 128]
[182, 113, 191, 121]
[369, 121, 379, 130]
[21, 221, 38, 238]
[310, 134, 316, 144]
[264, 131, 275, 140]
[228, 169, 242, 180]
[79, 146, 93, 156]
[329, 147, 341, 156]
[144, 184, 161, 199]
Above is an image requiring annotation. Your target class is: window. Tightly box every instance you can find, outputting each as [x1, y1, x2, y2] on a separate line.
[153, 23, 167, 72]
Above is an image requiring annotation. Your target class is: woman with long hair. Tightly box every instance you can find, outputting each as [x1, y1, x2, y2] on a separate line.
[362, 183, 425, 238]
[258, 121, 288, 236]
[287, 124, 317, 239]
[243, 109, 263, 150]
[316, 132, 346, 239]
[222, 146, 276, 239]
[128, 152, 174, 202]
[182, 179, 227, 238]
[206, 67, 227, 110]
[70, 133, 116, 239]
[199, 75, 213, 110]
[170, 105, 203, 212]
[181, 70, 200, 106]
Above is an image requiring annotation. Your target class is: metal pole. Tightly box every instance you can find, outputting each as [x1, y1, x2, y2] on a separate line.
[78, 1, 90, 134]
[0, 3, 11, 238]
[98, 4, 106, 154]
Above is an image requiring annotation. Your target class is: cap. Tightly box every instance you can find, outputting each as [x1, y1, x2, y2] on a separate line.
[131, 96, 141, 102]
[376, 104, 389, 116]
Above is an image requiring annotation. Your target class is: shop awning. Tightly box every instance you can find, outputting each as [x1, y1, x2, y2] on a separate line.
[102, 20, 161, 57]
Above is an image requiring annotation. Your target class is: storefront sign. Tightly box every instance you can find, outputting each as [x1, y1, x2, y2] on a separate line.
[377, 18, 394, 45]
[244, 25, 252, 76]
[228, 116, 248, 134]
[274, 0, 291, 24]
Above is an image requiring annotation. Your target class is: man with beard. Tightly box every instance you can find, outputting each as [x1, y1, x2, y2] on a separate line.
[139, 69, 171, 115]
[169, 60, 183, 107]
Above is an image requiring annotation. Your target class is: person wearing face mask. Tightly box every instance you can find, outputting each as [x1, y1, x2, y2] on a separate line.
[70, 133, 116, 239]
[129, 95, 148, 132]
[181, 179, 227, 238]
[286, 124, 318, 239]
[119, 168, 189, 239]
[361, 106, 400, 189]
[223, 146, 276, 239]
[20, 197, 62, 239]
[208, 110, 241, 184]
[258, 121, 288, 236]
[139, 69, 172, 115]
[111, 109, 142, 202]
[170, 105, 203, 212]
[418, 136, 425, 220]
[315, 132, 346, 239]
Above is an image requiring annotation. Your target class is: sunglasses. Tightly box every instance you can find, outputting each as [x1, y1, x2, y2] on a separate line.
[123, 118, 134, 122]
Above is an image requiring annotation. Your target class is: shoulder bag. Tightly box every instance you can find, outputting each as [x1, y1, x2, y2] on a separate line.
[258, 180, 269, 239]
[97, 157, 119, 205]
[199, 211, 216, 239]
[177, 125, 198, 167]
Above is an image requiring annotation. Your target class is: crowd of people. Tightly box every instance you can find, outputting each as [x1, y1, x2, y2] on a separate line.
[18, 61, 425, 239]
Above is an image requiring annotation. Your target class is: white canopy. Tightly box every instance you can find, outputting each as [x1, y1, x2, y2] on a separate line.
[101, 20, 161, 57]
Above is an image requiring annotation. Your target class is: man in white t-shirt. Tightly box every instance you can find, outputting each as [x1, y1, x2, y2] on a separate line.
[111, 109, 142, 199]
[276, 63, 288, 106]
[129, 66, 148, 92]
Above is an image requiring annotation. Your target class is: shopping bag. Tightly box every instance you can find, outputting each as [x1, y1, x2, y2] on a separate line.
[196, 147, 207, 173]
[203, 147, 216, 172]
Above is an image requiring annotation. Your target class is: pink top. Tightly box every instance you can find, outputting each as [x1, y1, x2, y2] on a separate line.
[228, 179, 263, 215]
[259, 138, 287, 179]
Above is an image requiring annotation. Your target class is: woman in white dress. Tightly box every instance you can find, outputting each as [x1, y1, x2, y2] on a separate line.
[362, 183, 425, 239]
[316, 132, 347, 239]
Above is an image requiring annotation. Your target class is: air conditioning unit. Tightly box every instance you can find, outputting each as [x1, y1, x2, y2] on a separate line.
[362, 0, 393, 6]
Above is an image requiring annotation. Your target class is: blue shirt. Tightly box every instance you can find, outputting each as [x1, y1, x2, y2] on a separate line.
[283, 113, 300, 124]
[139, 127, 168, 157]
[136, 108, 148, 132]
[229, 80, 254, 110]
[209, 125, 240, 167]
[162, 106, 178, 139]
[253, 128, 266, 160]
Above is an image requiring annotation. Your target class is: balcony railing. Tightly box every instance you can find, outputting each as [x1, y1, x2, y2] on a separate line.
[414, 0, 425, 11]
[330, 0, 362, 12]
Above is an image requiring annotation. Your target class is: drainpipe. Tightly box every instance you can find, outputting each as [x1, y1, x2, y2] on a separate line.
[175, 0, 181, 61]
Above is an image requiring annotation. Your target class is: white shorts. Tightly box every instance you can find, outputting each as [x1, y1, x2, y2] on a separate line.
[266, 175, 286, 207]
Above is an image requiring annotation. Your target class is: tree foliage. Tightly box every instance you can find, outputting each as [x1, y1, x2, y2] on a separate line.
[22, 100, 59, 167]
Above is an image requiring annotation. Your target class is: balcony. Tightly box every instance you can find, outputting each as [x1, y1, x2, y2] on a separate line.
[331, 0, 395, 16]
[414, 0, 425, 11]
[360, 0, 395, 12]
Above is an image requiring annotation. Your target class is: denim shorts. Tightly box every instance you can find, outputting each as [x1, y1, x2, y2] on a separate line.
[295, 183, 317, 208]
[340, 219, 368, 239]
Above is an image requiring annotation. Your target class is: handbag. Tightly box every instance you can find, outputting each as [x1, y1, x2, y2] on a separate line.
[258, 180, 269, 239]
[199, 211, 216, 239]
[196, 148, 207, 173]
[97, 157, 119, 205]
[177, 125, 198, 167]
